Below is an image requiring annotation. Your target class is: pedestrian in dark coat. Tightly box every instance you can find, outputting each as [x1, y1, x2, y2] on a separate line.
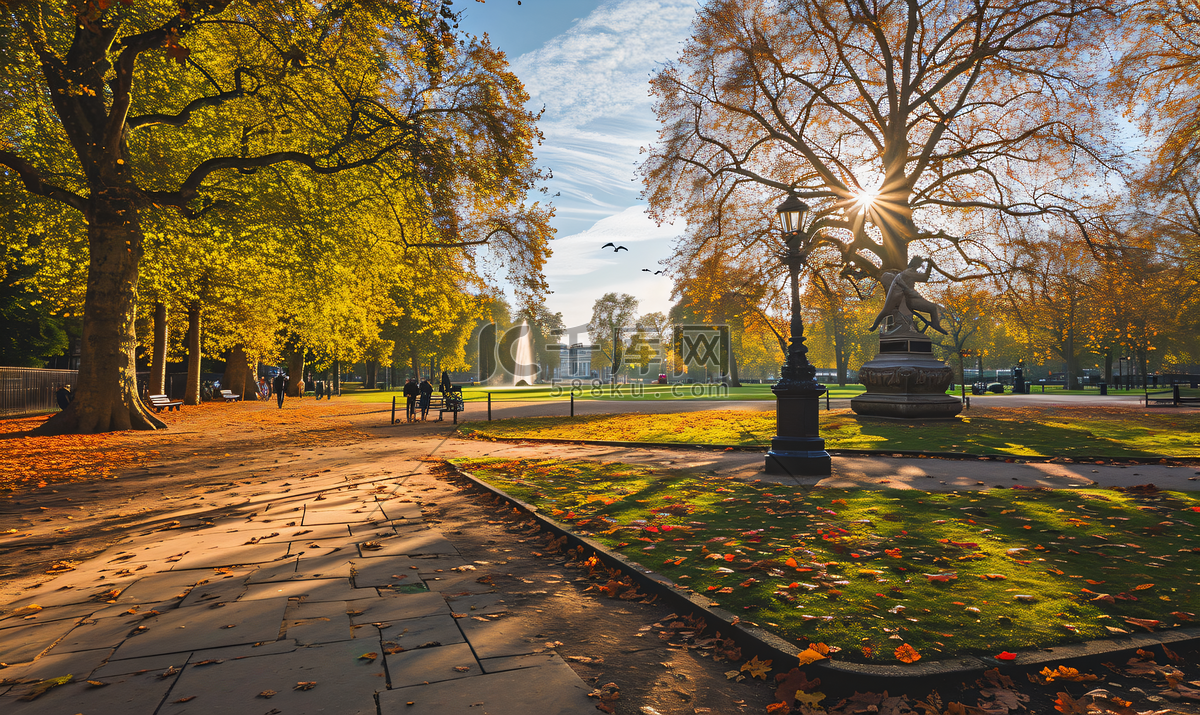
[273, 373, 288, 408]
[419, 378, 434, 421]
[439, 370, 452, 394]
[403, 378, 419, 422]
[56, 385, 73, 411]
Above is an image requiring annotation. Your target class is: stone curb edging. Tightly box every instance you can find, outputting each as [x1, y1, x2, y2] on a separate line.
[458, 432, 1196, 466]
[448, 463, 1200, 685]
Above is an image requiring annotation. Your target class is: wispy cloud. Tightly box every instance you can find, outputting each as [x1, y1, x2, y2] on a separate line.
[510, 1, 696, 323]
[515, 0, 697, 230]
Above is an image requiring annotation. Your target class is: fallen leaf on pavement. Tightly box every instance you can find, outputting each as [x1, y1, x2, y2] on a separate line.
[740, 655, 772, 680]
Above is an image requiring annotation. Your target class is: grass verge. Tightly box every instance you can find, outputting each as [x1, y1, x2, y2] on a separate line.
[333, 384, 871, 403]
[452, 457, 1200, 663]
[457, 406, 1200, 458]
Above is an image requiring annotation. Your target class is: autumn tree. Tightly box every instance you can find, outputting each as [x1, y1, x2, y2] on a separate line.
[0, 0, 548, 433]
[589, 292, 639, 380]
[928, 282, 991, 381]
[642, 0, 1121, 310]
[1002, 235, 1099, 388]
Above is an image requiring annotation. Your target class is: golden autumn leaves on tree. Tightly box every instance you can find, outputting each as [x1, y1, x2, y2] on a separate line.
[0, 0, 552, 433]
[641, 0, 1121, 289]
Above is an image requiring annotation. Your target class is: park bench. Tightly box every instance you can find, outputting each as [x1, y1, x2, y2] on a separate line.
[147, 394, 182, 412]
[1144, 388, 1175, 407]
[438, 387, 466, 424]
[219, 389, 242, 402]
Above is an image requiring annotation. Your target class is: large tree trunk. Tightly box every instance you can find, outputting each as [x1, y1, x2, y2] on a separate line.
[727, 335, 742, 387]
[287, 350, 305, 396]
[150, 301, 168, 395]
[411, 347, 421, 381]
[40, 206, 166, 433]
[223, 344, 253, 399]
[184, 301, 202, 405]
[1104, 349, 1113, 384]
[832, 317, 848, 386]
[333, 359, 341, 395]
[365, 360, 378, 389]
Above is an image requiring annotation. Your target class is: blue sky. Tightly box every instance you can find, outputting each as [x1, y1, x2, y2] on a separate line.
[458, 0, 699, 328]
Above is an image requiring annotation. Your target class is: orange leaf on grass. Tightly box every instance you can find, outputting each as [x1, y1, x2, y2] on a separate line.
[894, 643, 921, 663]
[1134, 584, 1154, 590]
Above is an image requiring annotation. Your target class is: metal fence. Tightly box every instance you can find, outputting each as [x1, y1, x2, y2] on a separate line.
[0, 367, 79, 418]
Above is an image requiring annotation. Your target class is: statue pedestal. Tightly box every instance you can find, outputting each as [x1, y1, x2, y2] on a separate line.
[851, 336, 963, 419]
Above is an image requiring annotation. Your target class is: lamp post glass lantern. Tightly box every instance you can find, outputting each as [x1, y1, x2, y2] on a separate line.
[764, 196, 832, 477]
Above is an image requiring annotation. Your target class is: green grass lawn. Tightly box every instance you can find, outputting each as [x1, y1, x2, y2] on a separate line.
[458, 406, 1200, 458]
[453, 457, 1200, 663]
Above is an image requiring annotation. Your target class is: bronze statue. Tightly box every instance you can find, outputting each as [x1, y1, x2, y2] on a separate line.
[869, 256, 947, 336]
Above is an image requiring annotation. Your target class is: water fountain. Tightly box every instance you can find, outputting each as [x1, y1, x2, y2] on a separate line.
[511, 321, 535, 386]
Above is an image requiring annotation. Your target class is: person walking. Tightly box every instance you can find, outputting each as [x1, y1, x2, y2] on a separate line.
[273, 372, 288, 409]
[403, 378, 419, 422]
[418, 378, 434, 421]
[56, 384, 73, 411]
[315, 379, 324, 400]
[439, 370, 451, 394]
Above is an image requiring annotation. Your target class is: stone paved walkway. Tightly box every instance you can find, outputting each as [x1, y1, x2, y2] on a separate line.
[0, 458, 595, 714]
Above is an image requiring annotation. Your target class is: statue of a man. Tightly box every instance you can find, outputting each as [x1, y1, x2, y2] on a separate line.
[869, 256, 947, 336]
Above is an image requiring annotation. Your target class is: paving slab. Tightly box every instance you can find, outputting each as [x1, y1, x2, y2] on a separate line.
[90, 598, 181, 619]
[45, 615, 141, 654]
[444, 594, 510, 616]
[0, 602, 98, 625]
[478, 652, 563, 673]
[357, 531, 458, 558]
[241, 578, 366, 602]
[1, 582, 128, 610]
[291, 552, 358, 580]
[456, 617, 540, 659]
[0, 619, 83, 665]
[282, 602, 356, 645]
[422, 571, 499, 595]
[384, 641, 478, 688]
[90, 639, 301, 678]
[380, 502, 423, 520]
[302, 505, 387, 526]
[350, 558, 439, 588]
[110, 597, 288, 659]
[89, 652, 192, 679]
[379, 656, 595, 715]
[0, 669, 177, 715]
[167, 543, 291, 570]
[345, 592, 450, 623]
[110, 571, 216, 604]
[0, 647, 113, 684]
[243, 557, 302, 583]
[166, 638, 386, 715]
[348, 520, 414, 535]
[377, 615, 464, 650]
[178, 575, 248, 607]
[277, 524, 354, 541]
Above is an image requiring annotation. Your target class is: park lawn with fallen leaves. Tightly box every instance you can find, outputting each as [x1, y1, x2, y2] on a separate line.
[458, 406, 1200, 458]
[452, 457, 1200, 664]
[0, 401, 375, 492]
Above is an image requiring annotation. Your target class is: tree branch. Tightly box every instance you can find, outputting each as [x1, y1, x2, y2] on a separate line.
[128, 68, 260, 130]
[0, 150, 88, 212]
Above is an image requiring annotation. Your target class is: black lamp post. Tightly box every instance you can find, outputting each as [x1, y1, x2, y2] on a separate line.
[765, 196, 831, 477]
